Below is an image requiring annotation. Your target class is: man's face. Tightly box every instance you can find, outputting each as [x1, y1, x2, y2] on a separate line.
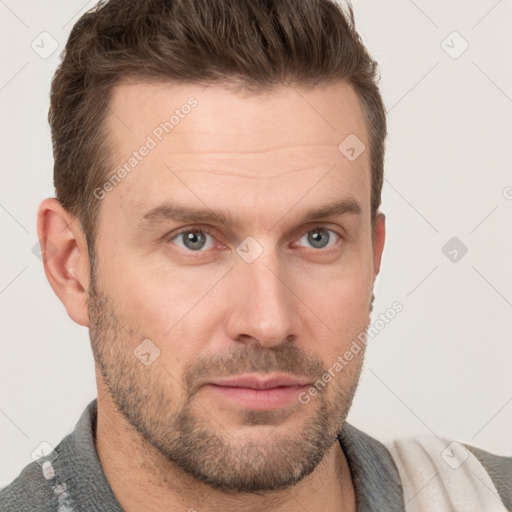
[87, 81, 384, 492]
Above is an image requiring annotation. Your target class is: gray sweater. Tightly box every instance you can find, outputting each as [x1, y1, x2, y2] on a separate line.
[1, 399, 510, 511]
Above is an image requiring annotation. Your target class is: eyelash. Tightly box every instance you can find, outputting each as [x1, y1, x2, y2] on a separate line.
[167, 224, 343, 256]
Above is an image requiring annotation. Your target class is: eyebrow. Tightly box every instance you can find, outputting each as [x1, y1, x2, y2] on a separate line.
[139, 198, 362, 230]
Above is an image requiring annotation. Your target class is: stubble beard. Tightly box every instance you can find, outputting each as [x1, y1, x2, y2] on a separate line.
[87, 270, 367, 493]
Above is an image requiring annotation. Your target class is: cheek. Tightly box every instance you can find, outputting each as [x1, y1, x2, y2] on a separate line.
[299, 259, 373, 323]
[295, 263, 373, 369]
[102, 257, 220, 368]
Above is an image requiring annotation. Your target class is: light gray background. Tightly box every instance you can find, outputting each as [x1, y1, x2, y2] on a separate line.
[1, 0, 511, 487]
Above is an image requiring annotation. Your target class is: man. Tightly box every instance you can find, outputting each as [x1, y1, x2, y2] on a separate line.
[1, 0, 510, 510]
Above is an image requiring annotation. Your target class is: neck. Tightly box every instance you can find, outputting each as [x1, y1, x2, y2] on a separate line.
[94, 389, 356, 512]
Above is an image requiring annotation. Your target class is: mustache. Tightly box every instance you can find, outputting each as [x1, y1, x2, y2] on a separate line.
[182, 343, 327, 397]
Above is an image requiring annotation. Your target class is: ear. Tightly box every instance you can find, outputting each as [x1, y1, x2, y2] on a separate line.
[372, 212, 386, 278]
[36, 198, 91, 327]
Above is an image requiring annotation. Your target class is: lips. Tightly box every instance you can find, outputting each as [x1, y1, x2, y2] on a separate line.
[202, 373, 312, 410]
[206, 373, 312, 390]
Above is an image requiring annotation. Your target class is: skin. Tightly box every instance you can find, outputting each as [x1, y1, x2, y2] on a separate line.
[38, 80, 385, 512]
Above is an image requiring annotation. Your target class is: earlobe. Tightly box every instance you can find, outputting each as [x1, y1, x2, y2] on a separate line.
[37, 198, 91, 327]
[372, 212, 386, 277]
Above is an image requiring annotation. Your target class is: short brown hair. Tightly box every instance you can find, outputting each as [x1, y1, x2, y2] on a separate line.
[49, 0, 386, 248]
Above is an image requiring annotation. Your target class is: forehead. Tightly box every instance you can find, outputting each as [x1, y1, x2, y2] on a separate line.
[100, 80, 371, 229]
[107, 80, 368, 155]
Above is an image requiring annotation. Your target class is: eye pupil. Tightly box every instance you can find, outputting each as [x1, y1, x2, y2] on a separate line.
[308, 228, 330, 249]
[183, 231, 206, 250]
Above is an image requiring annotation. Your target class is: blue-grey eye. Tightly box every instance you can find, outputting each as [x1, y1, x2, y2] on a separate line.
[299, 228, 338, 249]
[172, 230, 215, 251]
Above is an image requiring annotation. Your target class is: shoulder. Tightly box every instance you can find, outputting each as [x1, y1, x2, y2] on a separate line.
[383, 434, 512, 511]
[464, 443, 512, 510]
[0, 451, 63, 512]
[0, 399, 96, 512]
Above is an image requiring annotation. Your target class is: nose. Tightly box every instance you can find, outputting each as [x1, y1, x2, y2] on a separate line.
[225, 251, 297, 348]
